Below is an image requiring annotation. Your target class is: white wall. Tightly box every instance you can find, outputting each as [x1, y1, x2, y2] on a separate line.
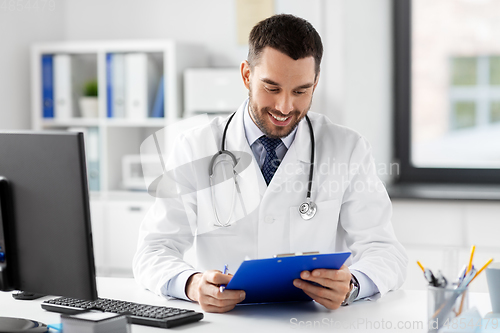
[343, 0, 393, 182]
[0, 0, 392, 174]
[62, 0, 332, 122]
[0, 1, 66, 129]
[63, 0, 323, 68]
[64, 0, 246, 67]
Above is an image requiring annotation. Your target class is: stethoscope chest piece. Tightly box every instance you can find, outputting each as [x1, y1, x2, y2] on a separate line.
[298, 200, 317, 220]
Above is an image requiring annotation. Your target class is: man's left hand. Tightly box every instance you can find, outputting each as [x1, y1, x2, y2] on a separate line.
[293, 264, 352, 310]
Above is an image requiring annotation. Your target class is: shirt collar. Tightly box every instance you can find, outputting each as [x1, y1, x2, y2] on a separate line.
[243, 99, 297, 149]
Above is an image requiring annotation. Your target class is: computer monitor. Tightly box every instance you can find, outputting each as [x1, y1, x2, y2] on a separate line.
[0, 131, 97, 330]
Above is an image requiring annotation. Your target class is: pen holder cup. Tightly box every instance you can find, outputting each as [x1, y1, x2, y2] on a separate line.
[427, 285, 469, 332]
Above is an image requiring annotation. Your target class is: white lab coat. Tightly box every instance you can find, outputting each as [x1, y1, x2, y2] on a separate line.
[133, 100, 408, 298]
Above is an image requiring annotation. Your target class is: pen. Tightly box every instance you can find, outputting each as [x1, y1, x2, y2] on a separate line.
[219, 264, 228, 293]
[434, 270, 447, 288]
[417, 261, 438, 286]
[424, 269, 437, 286]
[461, 267, 477, 287]
[457, 267, 477, 316]
[455, 265, 467, 285]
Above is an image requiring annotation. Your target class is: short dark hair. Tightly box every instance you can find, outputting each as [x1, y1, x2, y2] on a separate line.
[248, 14, 323, 76]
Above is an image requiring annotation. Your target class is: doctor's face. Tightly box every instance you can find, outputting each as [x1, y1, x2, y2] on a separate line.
[241, 47, 318, 139]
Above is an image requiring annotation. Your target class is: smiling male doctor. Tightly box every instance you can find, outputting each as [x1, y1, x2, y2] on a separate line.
[134, 14, 408, 313]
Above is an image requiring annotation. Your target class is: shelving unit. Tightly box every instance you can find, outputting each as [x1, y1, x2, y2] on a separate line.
[31, 40, 207, 193]
[31, 40, 207, 276]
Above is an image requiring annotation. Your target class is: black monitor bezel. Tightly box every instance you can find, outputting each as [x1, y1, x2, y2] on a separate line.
[0, 131, 97, 301]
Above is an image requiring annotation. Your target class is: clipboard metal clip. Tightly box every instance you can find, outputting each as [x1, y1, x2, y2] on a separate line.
[273, 251, 319, 258]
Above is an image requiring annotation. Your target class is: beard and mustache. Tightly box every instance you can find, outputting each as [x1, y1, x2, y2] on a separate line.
[247, 87, 313, 139]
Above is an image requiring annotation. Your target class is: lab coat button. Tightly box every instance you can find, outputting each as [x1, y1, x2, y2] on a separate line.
[264, 216, 274, 224]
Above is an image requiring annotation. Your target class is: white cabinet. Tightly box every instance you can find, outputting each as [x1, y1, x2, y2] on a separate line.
[88, 194, 155, 277]
[103, 200, 153, 276]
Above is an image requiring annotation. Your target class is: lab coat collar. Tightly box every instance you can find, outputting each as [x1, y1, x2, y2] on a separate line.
[225, 99, 268, 196]
[286, 115, 313, 164]
[225, 100, 312, 195]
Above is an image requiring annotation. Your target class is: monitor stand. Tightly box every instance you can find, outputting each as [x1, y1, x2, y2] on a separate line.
[0, 317, 47, 332]
[12, 291, 45, 300]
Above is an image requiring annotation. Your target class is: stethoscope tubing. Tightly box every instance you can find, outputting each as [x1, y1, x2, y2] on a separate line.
[304, 115, 314, 201]
[222, 111, 315, 198]
[210, 110, 316, 226]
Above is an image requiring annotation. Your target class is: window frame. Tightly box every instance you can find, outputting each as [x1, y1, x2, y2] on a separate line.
[393, 0, 500, 184]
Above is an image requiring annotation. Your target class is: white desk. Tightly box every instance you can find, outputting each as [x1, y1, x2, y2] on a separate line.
[0, 277, 495, 332]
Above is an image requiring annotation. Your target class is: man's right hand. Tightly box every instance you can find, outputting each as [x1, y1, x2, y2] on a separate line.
[186, 270, 246, 313]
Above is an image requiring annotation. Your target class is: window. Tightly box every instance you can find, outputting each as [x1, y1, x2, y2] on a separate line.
[394, 0, 500, 183]
[450, 56, 500, 129]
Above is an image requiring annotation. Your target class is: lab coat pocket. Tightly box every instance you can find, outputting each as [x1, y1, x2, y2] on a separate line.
[289, 199, 341, 253]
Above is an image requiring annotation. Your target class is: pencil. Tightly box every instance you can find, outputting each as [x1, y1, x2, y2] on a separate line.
[469, 258, 493, 284]
[417, 261, 425, 273]
[466, 245, 476, 274]
[458, 257, 493, 316]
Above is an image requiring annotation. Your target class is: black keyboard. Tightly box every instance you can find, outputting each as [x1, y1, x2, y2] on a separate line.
[42, 296, 203, 329]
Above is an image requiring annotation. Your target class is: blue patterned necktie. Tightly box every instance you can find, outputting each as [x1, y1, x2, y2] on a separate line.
[259, 136, 282, 185]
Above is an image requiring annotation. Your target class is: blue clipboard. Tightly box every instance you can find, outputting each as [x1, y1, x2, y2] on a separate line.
[225, 252, 351, 304]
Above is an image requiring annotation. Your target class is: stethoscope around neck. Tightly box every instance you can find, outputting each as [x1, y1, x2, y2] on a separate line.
[208, 112, 317, 227]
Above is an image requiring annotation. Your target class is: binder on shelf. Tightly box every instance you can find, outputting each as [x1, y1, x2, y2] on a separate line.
[41, 55, 54, 118]
[125, 53, 161, 119]
[106, 53, 113, 118]
[112, 53, 126, 118]
[87, 127, 100, 191]
[151, 76, 164, 118]
[54, 54, 73, 120]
